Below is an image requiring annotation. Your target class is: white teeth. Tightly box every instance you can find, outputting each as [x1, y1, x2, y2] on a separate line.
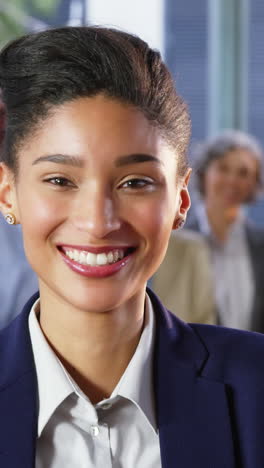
[107, 251, 114, 263]
[79, 251, 86, 264]
[97, 253, 108, 265]
[113, 250, 119, 262]
[64, 248, 127, 266]
[119, 249, 125, 260]
[86, 252, 96, 266]
[73, 250, 79, 262]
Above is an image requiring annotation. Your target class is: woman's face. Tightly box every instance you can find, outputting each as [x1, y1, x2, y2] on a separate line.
[203, 149, 259, 209]
[0, 95, 190, 313]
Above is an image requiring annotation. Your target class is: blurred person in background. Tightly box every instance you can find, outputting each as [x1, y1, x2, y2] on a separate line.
[152, 229, 216, 324]
[0, 93, 38, 329]
[188, 130, 264, 332]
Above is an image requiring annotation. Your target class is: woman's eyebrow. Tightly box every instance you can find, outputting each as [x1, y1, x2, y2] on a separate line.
[115, 153, 163, 167]
[32, 154, 84, 167]
[32, 153, 163, 167]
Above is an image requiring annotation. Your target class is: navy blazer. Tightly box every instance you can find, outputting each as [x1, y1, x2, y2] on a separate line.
[1, 289, 264, 467]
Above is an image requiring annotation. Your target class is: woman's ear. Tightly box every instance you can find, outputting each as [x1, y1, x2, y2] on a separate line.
[172, 169, 191, 230]
[0, 163, 19, 222]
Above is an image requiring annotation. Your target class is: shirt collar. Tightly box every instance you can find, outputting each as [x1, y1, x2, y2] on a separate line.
[109, 294, 157, 433]
[196, 202, 246, 242]
[195, 202, 211, 236]
[29, 293, 157, 437]
[29, 300, 74, 436]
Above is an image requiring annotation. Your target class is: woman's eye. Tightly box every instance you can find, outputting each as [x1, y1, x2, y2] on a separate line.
[44, 177, 75, 187]
[121, 178, 153, 189]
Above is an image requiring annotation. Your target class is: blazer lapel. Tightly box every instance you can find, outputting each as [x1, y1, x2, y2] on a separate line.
[148, 289, 236, 468]
[0, 294, 38, 468]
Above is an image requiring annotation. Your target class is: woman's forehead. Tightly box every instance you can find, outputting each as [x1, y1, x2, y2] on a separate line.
[20, 96, 163, 152]
[15, 95, 176, 172]
[220, 149, 259, 167]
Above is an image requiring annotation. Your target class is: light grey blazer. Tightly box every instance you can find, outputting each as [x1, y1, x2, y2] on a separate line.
[152, 230, 216, 324]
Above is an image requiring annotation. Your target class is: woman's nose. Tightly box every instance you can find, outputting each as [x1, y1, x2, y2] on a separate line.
[223, 170, 237, 184]
[72, 189, 121, 238]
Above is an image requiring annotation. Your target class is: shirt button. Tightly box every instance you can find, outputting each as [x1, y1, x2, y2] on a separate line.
[90, 425, 100, 437]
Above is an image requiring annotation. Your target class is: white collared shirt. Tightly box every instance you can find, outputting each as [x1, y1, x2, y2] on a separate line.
[29, 295, 161, 467]
[197, 204, 254, 330]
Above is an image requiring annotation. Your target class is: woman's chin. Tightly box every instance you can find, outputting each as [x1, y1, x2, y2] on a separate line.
[60, 287, 134, 315]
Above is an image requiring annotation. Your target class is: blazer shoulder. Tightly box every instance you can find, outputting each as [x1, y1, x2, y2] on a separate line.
[164, 229, 210, 263]
[190, 323, 264, 387]
[171, 228, 207, 245]
[0, 293, 38, 387]
[245, 222, 264, 246]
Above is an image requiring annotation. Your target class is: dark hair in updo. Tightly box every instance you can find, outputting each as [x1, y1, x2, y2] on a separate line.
[0, 26, 191, 176]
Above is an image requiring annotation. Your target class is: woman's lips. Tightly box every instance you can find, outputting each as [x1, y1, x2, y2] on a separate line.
[58, 245, 135, 278]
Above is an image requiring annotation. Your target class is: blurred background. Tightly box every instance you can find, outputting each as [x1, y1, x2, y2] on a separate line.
[0, 0, 263, 224]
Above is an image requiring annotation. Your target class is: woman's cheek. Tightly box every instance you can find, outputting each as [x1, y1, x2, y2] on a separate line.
[19, 191, 66, 236]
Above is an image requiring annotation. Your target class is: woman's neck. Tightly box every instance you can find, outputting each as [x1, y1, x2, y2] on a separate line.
[205, 200, 240, 243]
[38, 287, 146, 403]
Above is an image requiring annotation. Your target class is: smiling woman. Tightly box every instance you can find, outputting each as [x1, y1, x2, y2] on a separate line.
[0, 26, 263, 468]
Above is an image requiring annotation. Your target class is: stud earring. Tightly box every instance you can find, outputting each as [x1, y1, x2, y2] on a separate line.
[5, 213, 16, 225]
